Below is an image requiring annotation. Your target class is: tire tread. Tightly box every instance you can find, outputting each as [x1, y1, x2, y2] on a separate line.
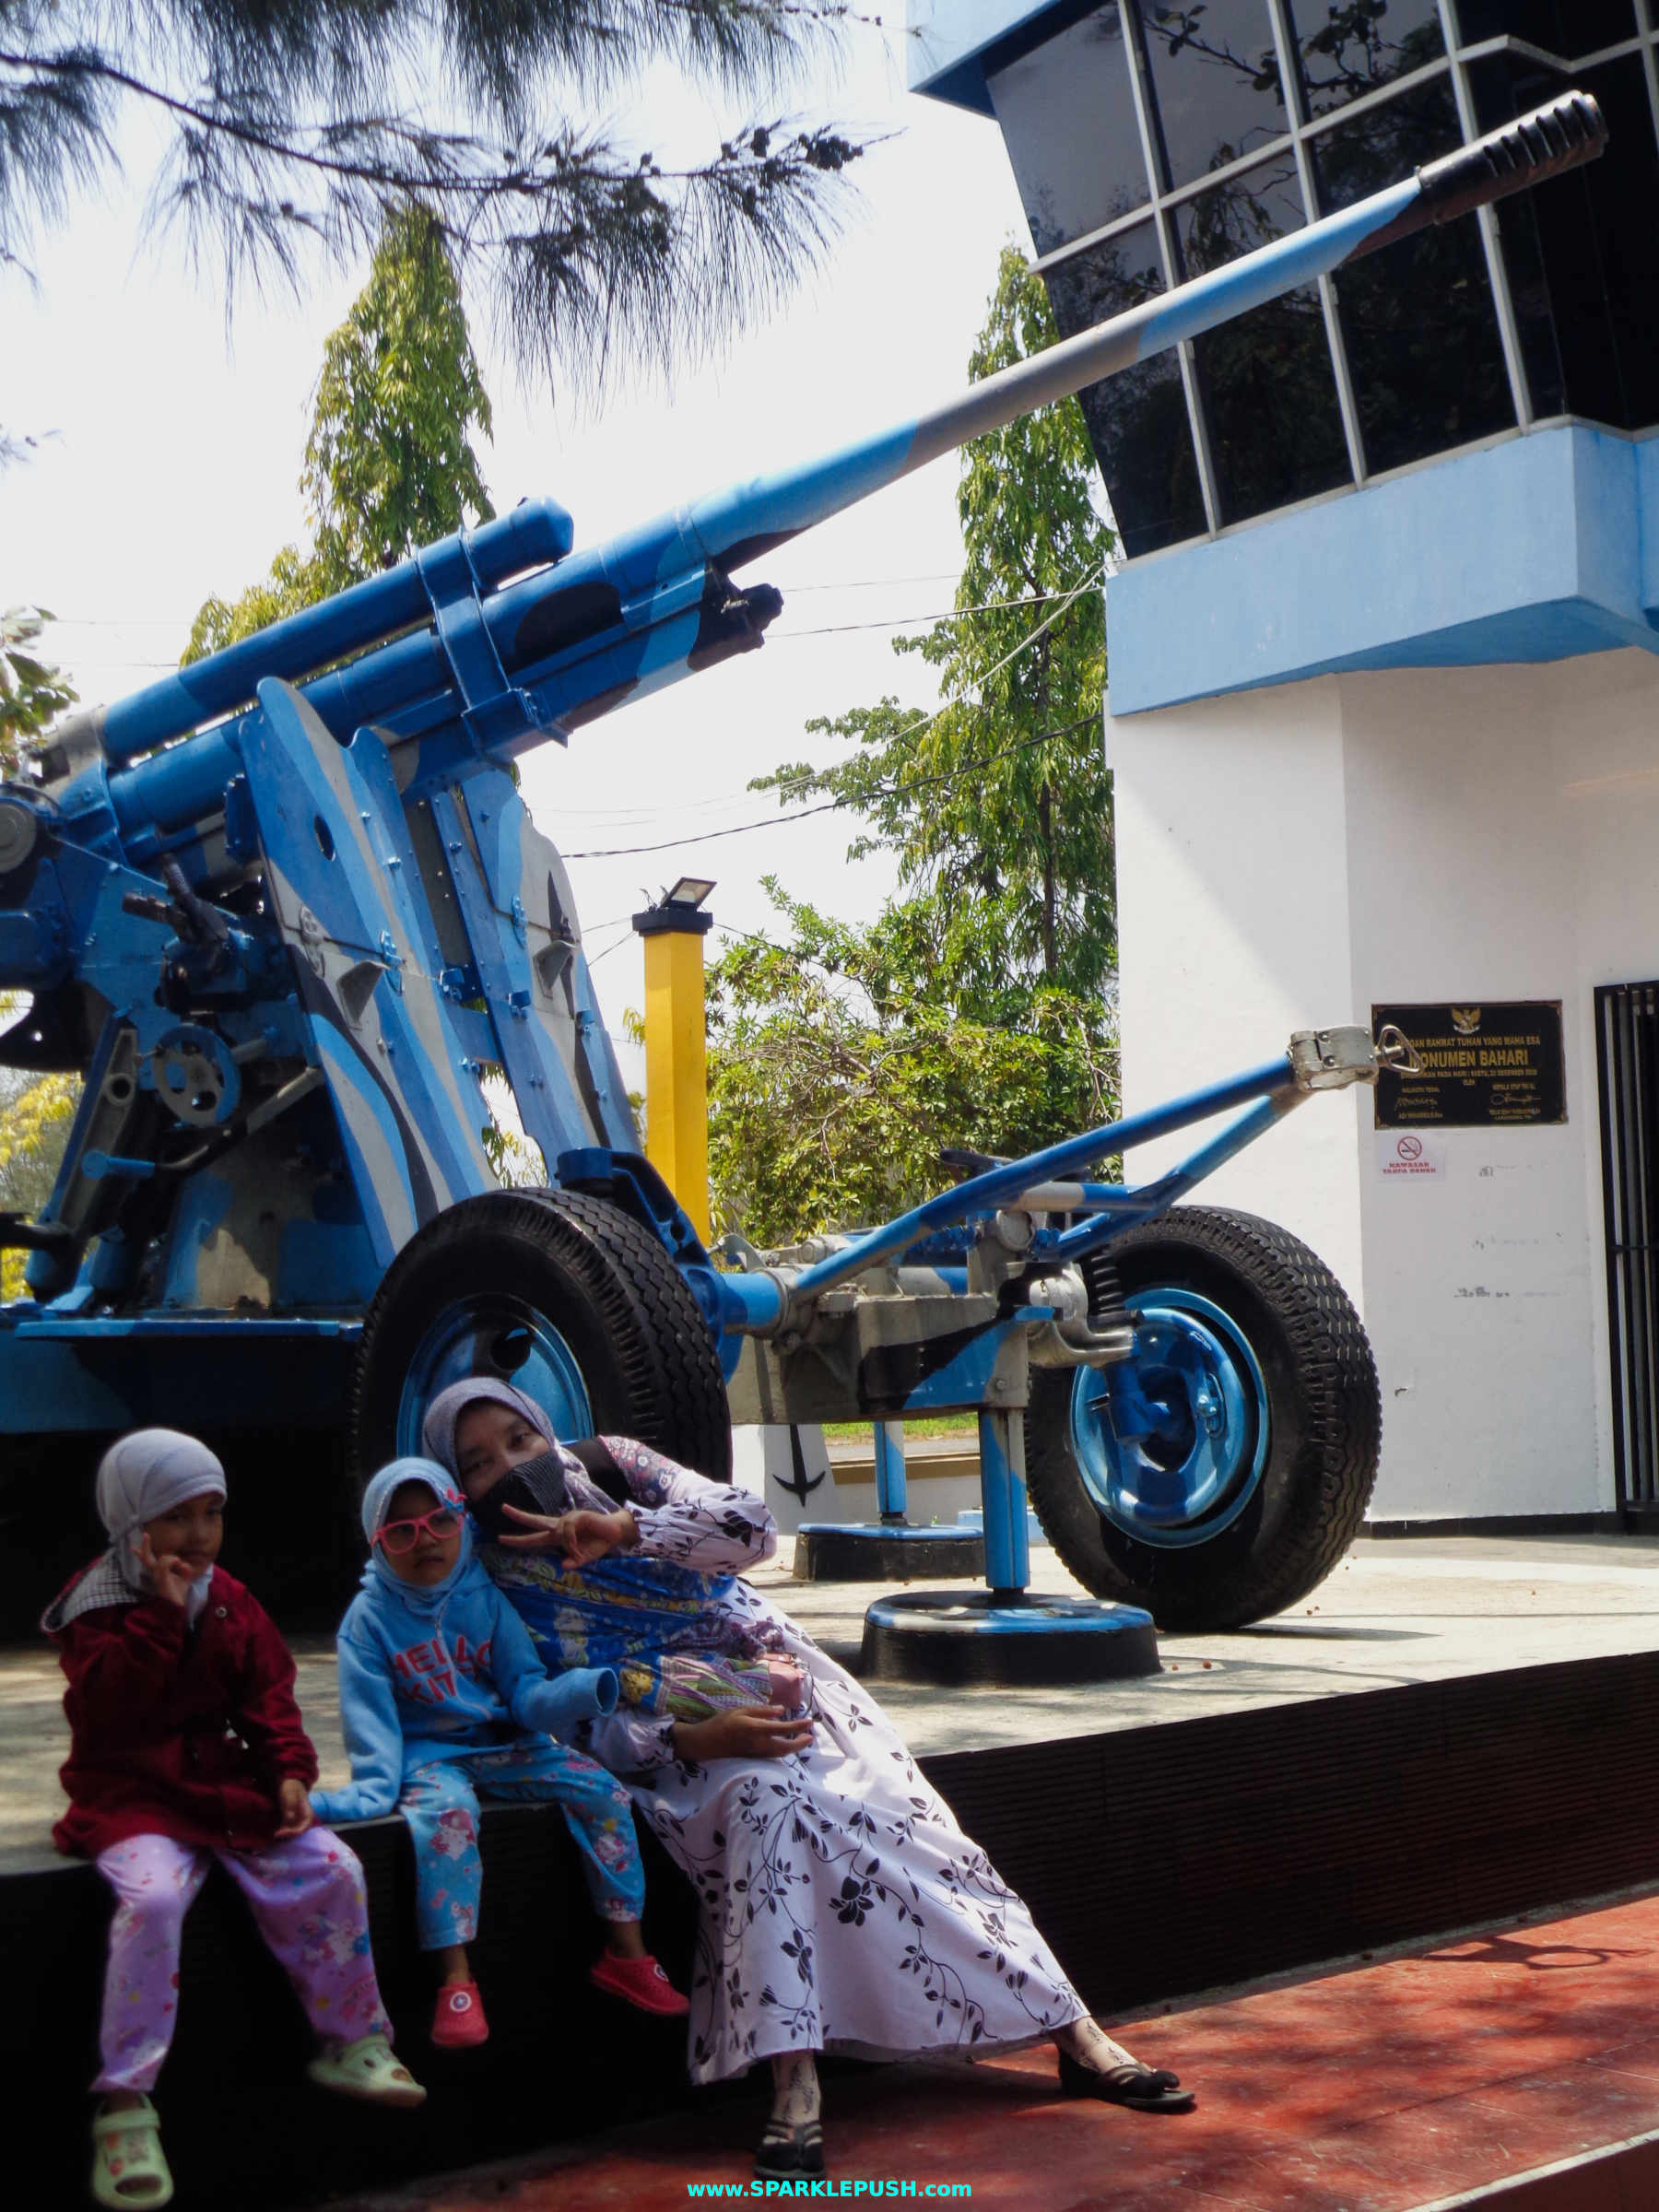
[349, 1188, 732, 1483]
[1026, 1206, 1380, 1631]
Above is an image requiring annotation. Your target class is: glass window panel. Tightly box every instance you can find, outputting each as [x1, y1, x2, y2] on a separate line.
[1043, 225, 1209, 555]
[1310, 70, 1465, 212]
[1172, 149, 1305, 275]
[1452, 2, 1635, 56]
[1137, 0, 1288, 186]
[1173, 154, 1349, 520]
[1314, 79, 1514, 474]
[1472, 49, 1659, 430]
[1468, 50, 1572, 418]
[1192, 288, 1353, 521]
[987, 6, 1150, 259]
[1281, 0, 1445, 121]
[1328, 225, 1513, 475]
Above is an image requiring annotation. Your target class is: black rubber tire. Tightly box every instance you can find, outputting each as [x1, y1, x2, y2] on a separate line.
[349, 1186, 733, 1485]
[1025, 1206, 1380, 1633]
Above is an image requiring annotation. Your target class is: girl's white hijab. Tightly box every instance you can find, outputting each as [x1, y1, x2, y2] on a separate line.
[359, 1457, 474, 1618]
[44, 1429, 228, 1631]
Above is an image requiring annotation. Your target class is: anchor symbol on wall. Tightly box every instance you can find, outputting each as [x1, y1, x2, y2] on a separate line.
[772, 1426, 826, 1505]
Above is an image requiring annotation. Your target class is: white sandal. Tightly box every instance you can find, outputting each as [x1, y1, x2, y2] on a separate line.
[305, 2033, 427, 2108]
[90, 2096, 173, 2208]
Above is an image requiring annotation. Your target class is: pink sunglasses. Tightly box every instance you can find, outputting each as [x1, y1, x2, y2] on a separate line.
[373, 1505, 463, 1556]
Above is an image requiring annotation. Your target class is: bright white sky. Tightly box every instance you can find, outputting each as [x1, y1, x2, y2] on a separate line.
[1, 25, 1037, 1084]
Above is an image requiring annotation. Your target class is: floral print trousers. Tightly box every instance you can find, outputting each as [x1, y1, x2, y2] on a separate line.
[401, 1739, 644, 1950]
[93, 1827, 392, 2091]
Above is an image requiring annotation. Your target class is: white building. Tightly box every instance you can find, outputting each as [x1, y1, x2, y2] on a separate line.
[911, 0, 1659, 1527]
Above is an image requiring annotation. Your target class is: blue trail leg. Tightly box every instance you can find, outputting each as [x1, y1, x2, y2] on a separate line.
[978, 1409, 1031, 1596]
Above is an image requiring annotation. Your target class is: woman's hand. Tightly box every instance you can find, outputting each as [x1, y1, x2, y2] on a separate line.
[137, 1532, 195, 1610]
[274, 1778, 314, 1840]
[496, 1504, 640, 1564]
[673, 1709, 815, 1763]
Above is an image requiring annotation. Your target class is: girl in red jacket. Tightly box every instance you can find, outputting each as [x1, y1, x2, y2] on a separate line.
[44, 1430, 426, 2211]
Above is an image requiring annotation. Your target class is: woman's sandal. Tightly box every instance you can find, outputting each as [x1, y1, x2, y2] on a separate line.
[1057, 2048, 1196, 2113]
[754, 2117, 826, 2183]
[305, 2032, 428, 2107]
[90, 2096, 173, 2209]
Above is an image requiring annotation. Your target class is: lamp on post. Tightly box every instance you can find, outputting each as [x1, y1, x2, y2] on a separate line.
[631, 877, 716, 1241]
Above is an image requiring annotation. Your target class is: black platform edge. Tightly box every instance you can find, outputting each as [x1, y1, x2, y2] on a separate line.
[18, 1645, 1659, 2208]
[861, 1591, 1160, 1686]
[1363, 1512, 1625, 1538]
[794, 1523, 985, 1582]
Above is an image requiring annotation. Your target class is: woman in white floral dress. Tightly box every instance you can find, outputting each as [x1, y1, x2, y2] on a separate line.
[421, 1379, 1193, 2181]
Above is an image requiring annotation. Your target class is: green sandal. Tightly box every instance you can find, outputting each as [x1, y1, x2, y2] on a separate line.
[305, 2033, 427, 2108]
[90, 2096, 173, 2209]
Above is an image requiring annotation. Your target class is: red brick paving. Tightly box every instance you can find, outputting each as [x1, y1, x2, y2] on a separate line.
[333, 1888, 1659, 2211]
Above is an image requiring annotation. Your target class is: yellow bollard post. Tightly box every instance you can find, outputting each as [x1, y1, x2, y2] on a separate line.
[631, 877, 715, 1241]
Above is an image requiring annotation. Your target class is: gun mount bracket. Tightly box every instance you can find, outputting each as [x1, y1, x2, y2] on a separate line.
[0, 1211, 76, 1255]
[1289, 1026, 1383, 1092]
[147, 1025, 242, 1128]
[1375, 1024, 1426, 1077]
[0, 799, 38, 876]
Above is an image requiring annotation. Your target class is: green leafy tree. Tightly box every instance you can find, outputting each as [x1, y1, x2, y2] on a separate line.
[1, 611, 80, 1295]
[1, 606, 77, 775]
[0, 1071, 79, 1301]
[709, 249, 1119, 1242]
[757, 245, 1117, 1014]
[707, 888, 1114, 1245]
[185, 208, 496, 658]
[1, 0, 865, 409]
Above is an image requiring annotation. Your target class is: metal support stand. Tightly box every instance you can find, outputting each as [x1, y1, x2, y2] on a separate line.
[856, 1402, 1161, 1688]
[794, 1419, 986, 1583]
[977, 1407, 1030, 1595]
[874, 1419, 907, 1522]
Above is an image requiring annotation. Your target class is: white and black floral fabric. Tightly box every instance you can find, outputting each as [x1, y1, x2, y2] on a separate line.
[487, 1439, 1089, 2086]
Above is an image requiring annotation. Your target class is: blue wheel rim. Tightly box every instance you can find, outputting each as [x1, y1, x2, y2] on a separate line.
[1069, 1287, 1269, 1549]
[395, 1295, 594, 1457]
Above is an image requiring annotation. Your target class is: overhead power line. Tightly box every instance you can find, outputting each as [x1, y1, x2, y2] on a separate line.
[564, 572, 1101, 861]
[563, 712, 1101, 862]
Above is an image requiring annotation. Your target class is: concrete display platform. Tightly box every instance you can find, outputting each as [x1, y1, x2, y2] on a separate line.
[9, 1530, 1659, 1868]
[315, 1884, 1659, 2212]
[12, 1528, 1659, 2208]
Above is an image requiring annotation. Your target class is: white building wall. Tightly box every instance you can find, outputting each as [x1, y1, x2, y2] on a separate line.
[1112, 673, 1365, 1301]
[1109, 644, 1659, 1523]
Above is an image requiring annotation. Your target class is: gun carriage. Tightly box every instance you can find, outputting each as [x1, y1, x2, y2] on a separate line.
[0, 94, 1605, 1649]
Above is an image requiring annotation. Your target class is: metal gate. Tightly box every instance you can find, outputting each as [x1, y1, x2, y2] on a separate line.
[1595, 982, 1659, 1517]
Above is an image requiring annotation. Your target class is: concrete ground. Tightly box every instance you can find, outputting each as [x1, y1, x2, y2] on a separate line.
[9, 1529, 1659, 1871]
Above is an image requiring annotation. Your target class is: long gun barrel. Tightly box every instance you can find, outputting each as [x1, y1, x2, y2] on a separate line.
[52, 88, 1602, 868]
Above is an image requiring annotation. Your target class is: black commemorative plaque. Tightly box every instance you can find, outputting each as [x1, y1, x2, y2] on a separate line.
[1372, 1002, 1566, 1129]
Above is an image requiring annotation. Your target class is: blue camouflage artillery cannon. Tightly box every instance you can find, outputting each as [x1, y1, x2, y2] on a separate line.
[0, 94, 1605, 1653]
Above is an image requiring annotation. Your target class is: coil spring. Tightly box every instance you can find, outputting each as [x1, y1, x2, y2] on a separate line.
[1078, 1249, 1130, 1330]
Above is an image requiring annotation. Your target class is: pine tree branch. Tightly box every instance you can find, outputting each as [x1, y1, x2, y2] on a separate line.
[0, 0, 878, 390]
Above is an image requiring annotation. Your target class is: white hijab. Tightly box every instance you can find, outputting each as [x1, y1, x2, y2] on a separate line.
[42, 1429, 228, 1631]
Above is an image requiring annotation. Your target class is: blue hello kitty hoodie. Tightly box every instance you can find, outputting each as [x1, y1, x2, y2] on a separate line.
[311, 1458, 618, 1824]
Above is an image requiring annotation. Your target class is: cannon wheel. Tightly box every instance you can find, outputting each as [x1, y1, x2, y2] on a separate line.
[349, 1187, 733, 1485]
[1024, 1206, 1379, 1633]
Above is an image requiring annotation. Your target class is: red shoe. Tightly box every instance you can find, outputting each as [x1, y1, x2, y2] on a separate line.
[588, 1952, 690, 2018]
[430, 1979, 488, 2048]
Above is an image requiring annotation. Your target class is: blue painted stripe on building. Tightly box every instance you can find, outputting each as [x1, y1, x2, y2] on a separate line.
[1106, 426, 1659, 718]
[905, 0, 1073, 112]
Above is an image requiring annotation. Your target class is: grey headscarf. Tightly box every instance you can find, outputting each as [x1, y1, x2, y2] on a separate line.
[420, 1379, 617, 1517]
[43, 1429, 228, 1632]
